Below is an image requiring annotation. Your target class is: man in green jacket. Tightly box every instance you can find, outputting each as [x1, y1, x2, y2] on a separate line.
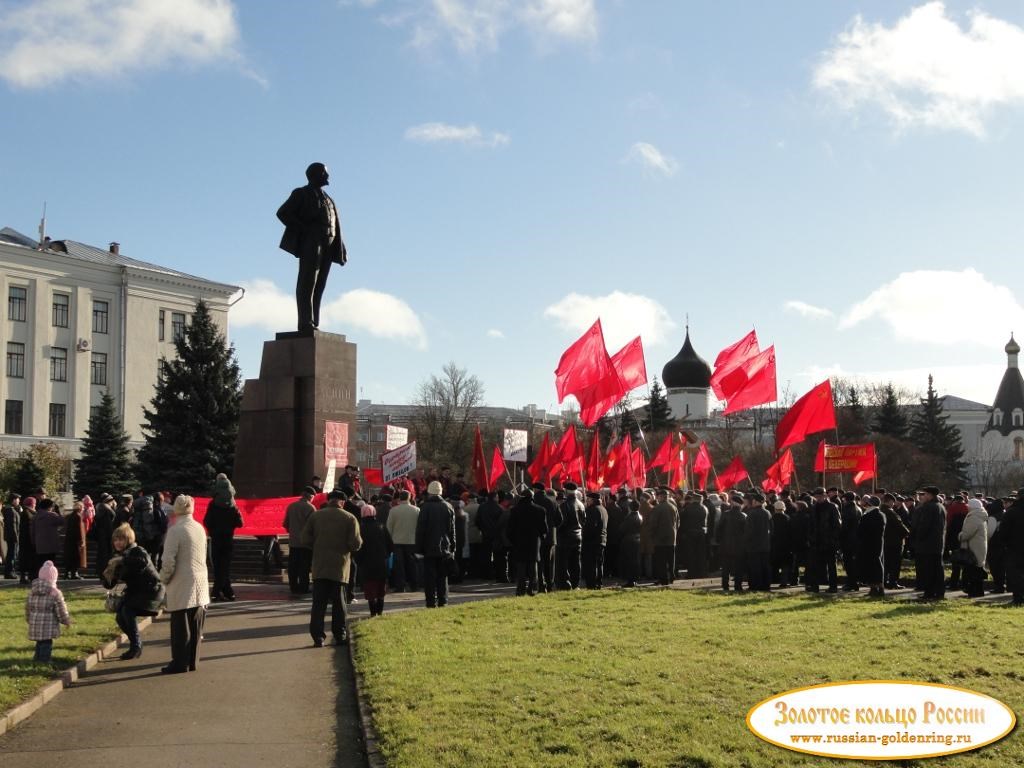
[301, 489, 362, 646]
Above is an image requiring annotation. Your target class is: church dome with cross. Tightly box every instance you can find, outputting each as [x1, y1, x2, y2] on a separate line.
[661, 327, 712, 420]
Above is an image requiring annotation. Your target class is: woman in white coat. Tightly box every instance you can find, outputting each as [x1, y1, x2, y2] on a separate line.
[959, 498, 989, 598]
[159, 495, 211, 674]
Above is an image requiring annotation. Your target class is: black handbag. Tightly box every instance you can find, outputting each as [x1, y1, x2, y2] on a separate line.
[951, 547, 977, 567]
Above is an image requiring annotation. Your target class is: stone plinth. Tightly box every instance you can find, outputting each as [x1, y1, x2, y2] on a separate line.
[232, 331, 356, 498]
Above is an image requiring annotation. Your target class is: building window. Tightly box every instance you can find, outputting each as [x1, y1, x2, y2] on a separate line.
[48, 403, 66, 437]
[374, 430, 385, 442]
[90, 405, 101, 423]
[1014, 409, 1023, 427]
[91, 352, 107, 385]
[52, 293, 69, 327]
[171, 312, 186, 341]
[1015, 438, 1024, 462]
[994, 409, 1004, 427]
[50, 347, 68, 381]
[6, 342, 25, 378]
[4, 400, 23, 434]
[92, 300, 109, 334]
[8, 286, 26, 321]
[159, 309, 165, 341]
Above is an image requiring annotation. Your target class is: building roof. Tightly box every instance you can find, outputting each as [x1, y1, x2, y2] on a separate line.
[357, 401, 551, 425]
[987, 367, 1024, 436]
[662, 330, 711, 390]
[939, 395, 991, 412]
[0, 227, 238, 293]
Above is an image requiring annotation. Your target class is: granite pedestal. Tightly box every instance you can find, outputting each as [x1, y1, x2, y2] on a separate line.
[232, 330, 356, 498]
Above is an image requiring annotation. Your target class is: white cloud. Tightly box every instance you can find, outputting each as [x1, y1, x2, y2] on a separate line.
[486, 329, 505, 339]
[799, 363, 1003, 408]
[543, 291, 676, 351]
[385, 0, 596, 55]
[839, 269, 1024, 346]
[404, 122, 509, 147]
[813, 2, 1024, 137]
[624, 142, 678, 177]
[0, 0, 244, 88]
[784, 300, 834, 320]
[231, 279, 427, 350]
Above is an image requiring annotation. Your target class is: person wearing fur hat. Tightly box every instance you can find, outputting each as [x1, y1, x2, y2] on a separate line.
[26, 560, 71, 662]
[89, 494, 117, 578]
[857, 496, 886, 597]
[958, 498, 989, 598]
[32, 499, 63, 577]
[159, 495, 211, 673]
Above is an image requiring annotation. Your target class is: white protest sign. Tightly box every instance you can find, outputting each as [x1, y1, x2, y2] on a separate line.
[381, 441, 417, 484]
[385, 425, 409, 451]
[503, 429, 528, 463]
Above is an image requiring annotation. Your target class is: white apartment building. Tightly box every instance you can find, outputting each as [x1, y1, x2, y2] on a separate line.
[0, 226, 240, 456]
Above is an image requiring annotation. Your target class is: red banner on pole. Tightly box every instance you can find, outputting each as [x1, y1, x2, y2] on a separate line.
[815, 443, 876, 473]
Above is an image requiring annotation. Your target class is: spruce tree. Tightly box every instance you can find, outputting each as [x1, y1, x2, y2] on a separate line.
[910, 375, 968, 487]
[13, 454, 45, 496]
[872, 383, 909, 439]
[136, 300, 242, 494]
[73, 391, 136, 500]
[848, 387, 866, 435]
[645, 378, 673, 432]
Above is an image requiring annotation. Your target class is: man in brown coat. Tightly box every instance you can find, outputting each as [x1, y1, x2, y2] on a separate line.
[283, 486, 317, 595]
[301, 489, 362, 646]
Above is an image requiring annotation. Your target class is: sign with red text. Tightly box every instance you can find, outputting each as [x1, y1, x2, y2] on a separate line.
[816, 443, 876, 474]
[381, 441, 417, 484]
[324, 421, 349, 465]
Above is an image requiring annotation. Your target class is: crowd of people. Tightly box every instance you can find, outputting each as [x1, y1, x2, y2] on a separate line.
[8, 468, 1024, 665]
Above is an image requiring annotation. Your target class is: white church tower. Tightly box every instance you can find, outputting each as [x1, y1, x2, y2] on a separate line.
[661, 327, 712, 421]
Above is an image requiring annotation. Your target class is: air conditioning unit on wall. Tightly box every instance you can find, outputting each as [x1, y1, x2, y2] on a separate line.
[76, 338, 90, 352]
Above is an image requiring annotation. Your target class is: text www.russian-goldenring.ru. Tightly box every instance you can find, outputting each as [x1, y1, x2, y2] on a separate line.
[789, 732, 973, 747]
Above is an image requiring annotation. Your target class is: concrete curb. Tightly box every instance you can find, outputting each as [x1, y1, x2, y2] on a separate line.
[0, 612, 161, 738]
[346, 626, 387, 768]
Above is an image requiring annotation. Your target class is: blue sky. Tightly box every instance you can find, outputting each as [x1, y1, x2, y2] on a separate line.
[3, 0, 1024, 412]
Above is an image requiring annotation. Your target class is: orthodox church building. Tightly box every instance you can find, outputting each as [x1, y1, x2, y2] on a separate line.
[661, 328, 712, 422]
[981, 335, 1024, 462]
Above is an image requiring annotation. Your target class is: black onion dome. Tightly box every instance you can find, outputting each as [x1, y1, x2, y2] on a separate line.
[989, 369, 1024, 436]
[662, 330, 711, 389]
[1007, 334, 1020, 356]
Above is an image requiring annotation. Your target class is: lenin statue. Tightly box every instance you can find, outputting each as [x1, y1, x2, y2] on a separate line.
[277, 162, 347, 334]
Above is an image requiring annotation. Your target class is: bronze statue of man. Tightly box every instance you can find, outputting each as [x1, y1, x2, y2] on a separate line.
[277, 162, 347, 334]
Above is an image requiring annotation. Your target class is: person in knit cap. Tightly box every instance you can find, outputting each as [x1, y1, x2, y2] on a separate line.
[354, 502, 393, 616]
[25, 560, 71, 662]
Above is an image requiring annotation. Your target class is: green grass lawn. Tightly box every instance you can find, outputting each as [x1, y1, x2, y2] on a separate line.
[0, 588, 119, 713]
[353, 590, 1024, 768]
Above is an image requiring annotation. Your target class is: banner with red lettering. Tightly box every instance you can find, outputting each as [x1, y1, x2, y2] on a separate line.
[814, 443, 877, 474]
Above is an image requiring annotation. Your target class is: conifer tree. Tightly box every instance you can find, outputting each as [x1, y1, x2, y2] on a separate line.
[910, 375, 968, 487]
[12, 454, 45, 496]
[136, 300, 242, 494]
[645, 378, 673, 432]
[73, 391, 135, 500]
[872, 383, 909, 439]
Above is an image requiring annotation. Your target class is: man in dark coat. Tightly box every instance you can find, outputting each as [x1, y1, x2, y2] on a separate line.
[881, 493, 910, 589]
[770, 501, 793, 587]
[582, 492, 608, 589]
[839, 492, 863, 591]
[2, 494, 20, 579]
[533, 484, 561, 593]
[857, 496, 886, 596]
[476, 491, 507, 582]
[648, 489, 679, 585]
[911, 486, 947, 600]
[986, 498, 1006, 593]
[506, 488, 549, 596]
[789, 499, 811, 585]
[618, 500, 643, 586]
[718, 493, 747, 592]
[743, 493, 773, 591]
[203, 494, 244, 602]
[998, 489, 1024, 605]
[89, 493, 116, 578]
[807, 488, 840, 593]
[556, 484, 584, 589]
[415, 481, 457, 608]
[679, 493, 708, 578]
[276, 162, 347, 334]
[284, 487, 317, 595]
[606, 489, 629, 579]
[944, 493, 969, 590]
[17, 497, 36, 583]
[354, 504, 393, 616]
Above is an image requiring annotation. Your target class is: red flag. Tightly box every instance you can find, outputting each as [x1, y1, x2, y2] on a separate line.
[711, 330, 760, 400]
[721, 346, 777, 414]
[555, 319, 622, 405]
[852, 470, 875, 486]
[813, 440, 826, 473]
[631, 446, 647, 488]
[586, 437, 603, 492]
[472, 425, 489, 491]
[715, 456, 748, 490]
[776, 380, 837, 451]
[649, 434, 676, 469]
[549, 426, 581, 481]
[763, 448, 796, 492]
[692, 442, 713, 491]
[527, 433, 553, 485]
[488, 445, 506, 489]
[363, 468, 384, 486]
[605, 435, 633, 491]
[577, 337, 645, 426]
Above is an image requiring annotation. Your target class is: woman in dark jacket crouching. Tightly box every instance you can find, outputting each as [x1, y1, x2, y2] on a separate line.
[102, 523, 164, 659]
[356, 503, 393, 616]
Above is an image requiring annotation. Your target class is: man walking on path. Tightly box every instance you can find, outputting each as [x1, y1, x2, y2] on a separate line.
[283, 486, 317, 594]
[416, 481, 456, 608]
[302, 489, 362, 646]
[911, 486, 947, 600]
